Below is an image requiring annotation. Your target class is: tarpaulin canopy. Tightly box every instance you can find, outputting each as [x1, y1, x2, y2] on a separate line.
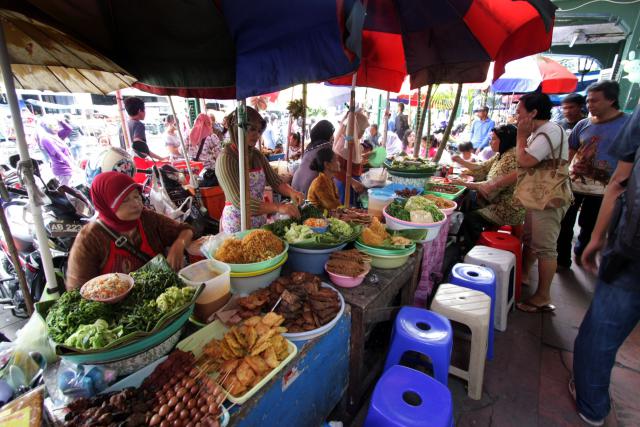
[492, 55, 578, 94]
[329, 0, 557, 91]
[0, 8, 135, 94]
[6, 0, 363, 99]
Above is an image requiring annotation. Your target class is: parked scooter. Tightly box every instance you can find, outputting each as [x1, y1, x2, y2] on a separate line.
[0, 156, 94, 317]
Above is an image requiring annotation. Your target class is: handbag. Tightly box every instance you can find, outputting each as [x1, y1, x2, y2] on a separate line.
[514, 124, 573, 210]
[96, 219, 152, 263]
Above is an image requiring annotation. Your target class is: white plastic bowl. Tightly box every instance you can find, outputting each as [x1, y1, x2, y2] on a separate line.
[383, 205, 447, 242]
[228, 256, 287, 296]
[282, 283, 345, 342]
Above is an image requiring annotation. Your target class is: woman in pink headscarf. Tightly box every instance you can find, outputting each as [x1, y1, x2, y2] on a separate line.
[188, 113, 223, 170]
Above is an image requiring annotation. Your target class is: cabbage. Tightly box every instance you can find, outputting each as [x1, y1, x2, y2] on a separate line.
[328, 218, 352, 238]
[284, 224, 315, 243]
[405, 196, 436, 212]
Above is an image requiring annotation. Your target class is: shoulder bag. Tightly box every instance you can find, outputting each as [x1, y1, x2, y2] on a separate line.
[514, 124, 573, 210]
[96, 219, 152, 263]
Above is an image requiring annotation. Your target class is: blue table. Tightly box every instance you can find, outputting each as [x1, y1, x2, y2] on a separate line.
[229, 308, 351, 427]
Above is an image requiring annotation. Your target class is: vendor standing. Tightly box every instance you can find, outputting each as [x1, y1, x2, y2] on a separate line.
[216, 106, 304, 233]
[66, 172, 193, 290]
[332, 111, 370, 204]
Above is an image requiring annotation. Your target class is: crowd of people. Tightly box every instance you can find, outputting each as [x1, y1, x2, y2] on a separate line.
[15, 82, 639, 425]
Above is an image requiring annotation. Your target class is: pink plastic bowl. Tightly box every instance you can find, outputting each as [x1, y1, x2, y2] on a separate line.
[325, 264, 369, 288]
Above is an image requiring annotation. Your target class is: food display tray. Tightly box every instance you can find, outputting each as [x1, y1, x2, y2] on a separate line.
[424, 183, 466, 200]
[100, 356, 230, 427]
[177, 320, 298, 405]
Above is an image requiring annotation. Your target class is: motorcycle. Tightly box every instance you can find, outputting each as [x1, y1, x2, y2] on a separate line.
[0, 156, 94, 317]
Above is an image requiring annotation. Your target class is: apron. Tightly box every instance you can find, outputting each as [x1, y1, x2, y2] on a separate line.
[221, 168, 267, 233]
[100, 220, 156, 275]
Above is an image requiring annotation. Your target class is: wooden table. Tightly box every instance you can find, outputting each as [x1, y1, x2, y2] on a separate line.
[335, 246, 424, 416]
[229, 307, 351, 427]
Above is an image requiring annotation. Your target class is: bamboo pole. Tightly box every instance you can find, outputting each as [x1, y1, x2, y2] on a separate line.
[116, 90, 131, 150]
[0, 22, 59, 299]
[301, 83, 307, 158]
[344, 74, 357, 207]
[414, 85, 432, 158]
[434, 84, 463, 164]
[381, 91, 390, 148]
[237, 100, 250, 231]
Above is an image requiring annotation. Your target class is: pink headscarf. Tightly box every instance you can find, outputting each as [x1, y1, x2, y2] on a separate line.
[188, 113, 213, 147]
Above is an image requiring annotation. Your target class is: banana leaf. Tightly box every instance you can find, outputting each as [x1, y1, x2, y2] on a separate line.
[38, 255, 203, 355]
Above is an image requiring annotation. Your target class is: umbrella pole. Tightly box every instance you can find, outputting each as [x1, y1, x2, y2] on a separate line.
[0, 22, 60, 299]
[0, 177, 33, 314]
[414, 85, 432, 158]
[434, 84, 463, 164]
[116, 90, 131, 150]
[382, 91, 390, 148]
[301, 83, 307, 158]
[237, 100, 250, 231]
[168, 96, 205, 213]
[344, 74, 357, 208]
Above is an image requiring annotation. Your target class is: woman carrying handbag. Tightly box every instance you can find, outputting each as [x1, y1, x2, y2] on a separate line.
[513, 93, 572, 313]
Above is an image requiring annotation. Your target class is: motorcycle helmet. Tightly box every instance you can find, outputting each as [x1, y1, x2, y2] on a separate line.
[85, 147, 136, 185]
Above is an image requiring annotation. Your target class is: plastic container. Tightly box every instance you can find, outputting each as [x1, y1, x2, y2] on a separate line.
[354, 240, 416, 256]
[424, 183, 466, 200]
[282, 283, 345, 341]
[357, 246, 416, 269]
[286, 244, 347, 275]
[177, 320, 298, 405]
[216, 230, 289, 273]
[367, 188, 396, 219]
[383, 206, 447, 243]
[229, 255, 287, 295]
[325, 264, 368, 288]
[179, 259, 231, 322]
[80, 273, 134, 303]
[381, 183, 424, 197]
[199, 186, 226, 221]
[439, 199, 458, 216]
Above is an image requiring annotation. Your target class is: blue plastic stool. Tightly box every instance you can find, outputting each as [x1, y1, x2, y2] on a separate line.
[383, 307, 452, 386]
[364, 365, 454, 427]
[449, 263, 496, 360]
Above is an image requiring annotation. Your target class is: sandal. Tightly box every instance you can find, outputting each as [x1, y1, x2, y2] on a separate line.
[516, 300, 556, 313]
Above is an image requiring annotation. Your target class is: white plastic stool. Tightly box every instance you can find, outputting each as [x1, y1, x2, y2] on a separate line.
[431, 283, 491, 400]
[465, 245, 516, 331]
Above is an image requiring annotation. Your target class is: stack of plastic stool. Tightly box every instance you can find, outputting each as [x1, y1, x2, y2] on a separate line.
[364, 365, 454, 427]
[384, 307, 453, 386]
[465, 245, 516, 331]
[478, 231, 522, 301]
[449, 263, 496, 359]
[431, 283, 491, 400]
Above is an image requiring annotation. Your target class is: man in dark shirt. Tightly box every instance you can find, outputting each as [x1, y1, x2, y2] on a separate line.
[119, 97, 165, 160]
[394, 103, 409, 144]
[571, 104, 640, 426]
[557, 92, 586, 132]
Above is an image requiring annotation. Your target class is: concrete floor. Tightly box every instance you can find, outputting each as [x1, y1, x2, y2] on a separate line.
[449, 261, 640, 427]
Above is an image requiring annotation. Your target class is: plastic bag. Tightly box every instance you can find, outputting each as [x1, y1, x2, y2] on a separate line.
[14, 314, 56, 364]
[56, 360, 117, 399]
[199, 232, 232, 260]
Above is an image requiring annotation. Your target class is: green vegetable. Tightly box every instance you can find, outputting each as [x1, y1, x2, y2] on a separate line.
[63, 319, 123, 350]
[156, 286, 195, 313]
[263, 218, 296, 238]
[119, 300, 162, 334]
[284, 224, 315, 243]
[386, 199, 411, 221]
[45, 291, 113, 344]
[405, 196, 436, 212]
[327, 218, 352, 238]
[387, 156, 438, 172]
[128, 268, 183, 306]
[386, 198, 443, 223]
